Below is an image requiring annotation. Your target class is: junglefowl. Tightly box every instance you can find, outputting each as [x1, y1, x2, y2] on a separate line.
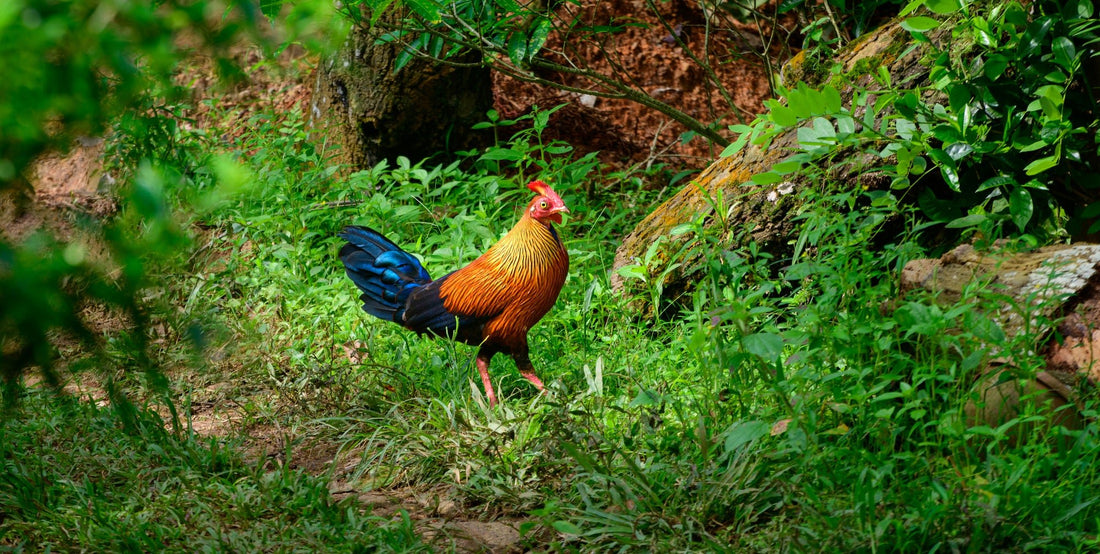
[338, 180, 569, 406]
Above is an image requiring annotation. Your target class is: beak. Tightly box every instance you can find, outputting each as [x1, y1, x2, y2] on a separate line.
[548, 205, 568, 225]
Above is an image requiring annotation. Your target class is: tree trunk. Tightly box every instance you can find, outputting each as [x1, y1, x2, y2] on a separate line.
[309, 9, 492, 169]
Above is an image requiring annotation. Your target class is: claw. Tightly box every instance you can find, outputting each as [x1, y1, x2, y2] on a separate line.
[520, 371, 545, 392]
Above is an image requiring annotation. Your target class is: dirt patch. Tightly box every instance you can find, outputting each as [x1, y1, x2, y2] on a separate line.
[174, 44, 314, 148]
[1, 135, 114, 243]
[330, 481, 529, 552]
[28, 136, 114, 213]
[493, 0, 795, 171]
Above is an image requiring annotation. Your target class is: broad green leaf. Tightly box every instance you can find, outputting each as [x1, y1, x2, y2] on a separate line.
[1035, 84, 1064, 107]
[901, 16, 941, 32]
[527, 17, 553, 58]
[944, 142, 973, 161]
[899, 0, 926, 16]
[394, 47, 413, 72]
[971, 16, 996, 47]
[1047, 36, 1073, 69]
[928, 149, 961, 191]
[894, 92, 920, 119]
[948, 84, 970, 115]
[772, 160, 804, 174]
[984, 54, 1009, 79]
[976, 175, 1016, 192]
[836, 114, 856, 134]
[945, 213, 987, 228]
[259, 0, 285, 19]
[895, 118, 918, 140]
[1019, 16, 1054, 54]
[769, 103, 798, 127]
[720, 132, 752, 158]
[823, 86, 842, 113]
[742, 332, 784, 363]
[1081, 200, 1100, 220]
[786, 86, 815, 117]
[723, 420, 769, 453]
[507, 32, 529, 66]
[911, 155, 928, 174]
[1024, 155, 1058, 175]
[0, 0, 22, 29]
[796, 117, 836, 148]
[750, 171, 783, 185]
[1076, 0, 1095, 18]
[1009, 187, 1034, 230]
[404, 0, 440, 22]
[479, 148, 525, 161]
[629, 389, 661, 408]
[552, 521, 582, 535]
[930, 124, 960, 143]
[923, 0, 962, 14]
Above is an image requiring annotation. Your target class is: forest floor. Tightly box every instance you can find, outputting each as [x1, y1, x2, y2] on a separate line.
[6, 5, 784, 550]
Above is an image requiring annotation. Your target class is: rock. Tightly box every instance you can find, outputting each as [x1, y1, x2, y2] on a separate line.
[900, 243, 1100, 342]
[443, 520, 521, 552]
[964, 364, 1082, 448]
[900, 244, 1100, 444]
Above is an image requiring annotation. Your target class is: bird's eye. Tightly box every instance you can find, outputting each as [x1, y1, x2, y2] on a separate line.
[539, 200, 548, 209]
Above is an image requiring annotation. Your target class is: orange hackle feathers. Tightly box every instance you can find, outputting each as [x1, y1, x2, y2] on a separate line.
[339, 180, 570, 406]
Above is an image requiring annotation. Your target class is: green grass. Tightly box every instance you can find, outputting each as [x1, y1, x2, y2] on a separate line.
[5, 78, 1100, 552]
[0, 391, 425, 551]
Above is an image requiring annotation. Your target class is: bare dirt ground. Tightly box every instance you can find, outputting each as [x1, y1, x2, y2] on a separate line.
[494, 0, 797, 170]
[9, 3, 784, 550]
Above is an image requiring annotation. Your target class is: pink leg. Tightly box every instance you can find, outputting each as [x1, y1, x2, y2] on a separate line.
[520, 371, 545, 392]
[476, 356, 498, 406]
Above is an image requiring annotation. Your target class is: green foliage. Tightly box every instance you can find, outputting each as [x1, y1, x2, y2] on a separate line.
[730, 0, 1100, 241]
[166, 91, 1100, 550]
[6, 0, 1100, 550]
[0, 391, 425, 551]
[0, 0, 259, 185]
[0, 0, 262, 407]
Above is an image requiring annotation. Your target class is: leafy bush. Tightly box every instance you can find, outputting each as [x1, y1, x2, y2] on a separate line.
[735, 0, 1100, 242]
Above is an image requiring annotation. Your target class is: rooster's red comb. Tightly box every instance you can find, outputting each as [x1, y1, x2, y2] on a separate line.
[527, 180, 552, 196]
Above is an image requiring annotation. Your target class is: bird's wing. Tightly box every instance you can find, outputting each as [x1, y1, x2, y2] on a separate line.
[400, 263, 511, 339]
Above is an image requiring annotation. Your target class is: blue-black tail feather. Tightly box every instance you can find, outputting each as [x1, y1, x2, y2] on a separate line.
[338, 226, 432, 322]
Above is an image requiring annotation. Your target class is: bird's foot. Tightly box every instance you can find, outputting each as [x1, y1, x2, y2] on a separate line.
[520, 371, 545, 392]
[477, 357, 499, 407]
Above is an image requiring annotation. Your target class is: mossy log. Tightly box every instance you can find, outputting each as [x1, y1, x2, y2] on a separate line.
[611, 17, 947, 301]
